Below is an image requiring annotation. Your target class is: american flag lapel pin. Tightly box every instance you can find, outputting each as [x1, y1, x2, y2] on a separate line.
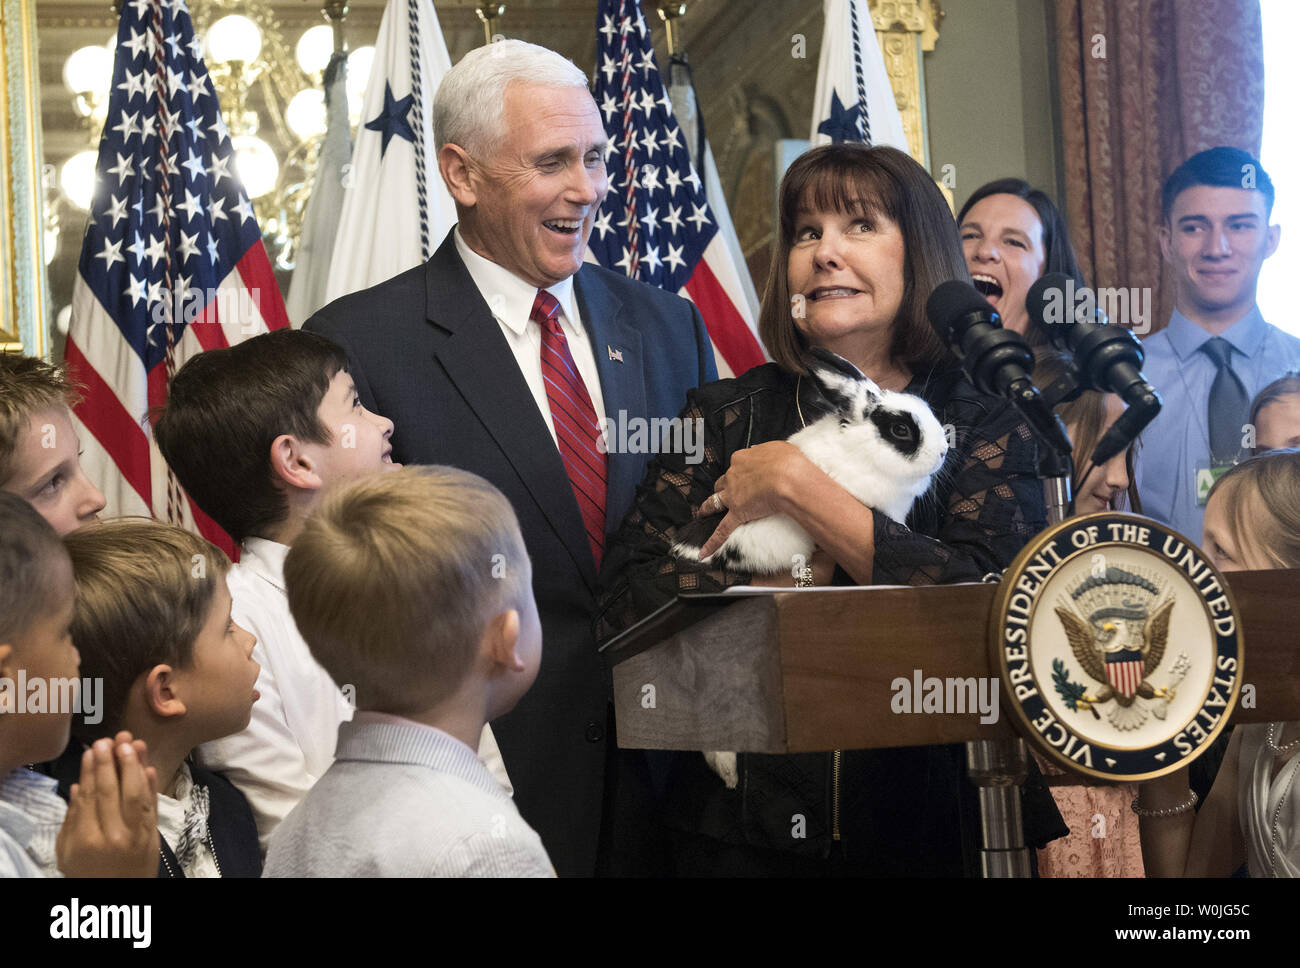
[608, 345, 624, 363]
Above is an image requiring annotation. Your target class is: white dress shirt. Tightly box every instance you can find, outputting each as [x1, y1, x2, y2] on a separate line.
[454, 227, 608, 445]
[199, 537, 513, 853]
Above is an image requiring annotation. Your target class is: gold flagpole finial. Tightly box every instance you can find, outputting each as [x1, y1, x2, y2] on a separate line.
[477, 3, 506, 46]
[322, 0, 350, 54]
[657, 3, 687, 57]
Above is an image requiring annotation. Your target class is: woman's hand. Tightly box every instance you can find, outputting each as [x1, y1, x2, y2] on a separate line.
[748, 549, 838, 587]
[697, 441, 877, 584]
[697, 441, 814, 559]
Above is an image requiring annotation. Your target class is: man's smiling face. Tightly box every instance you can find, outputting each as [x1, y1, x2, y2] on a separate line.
[457, 82, 609, 288]
[1161, 185, 1279, 318]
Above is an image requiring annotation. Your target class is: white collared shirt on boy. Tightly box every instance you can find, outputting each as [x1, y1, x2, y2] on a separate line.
[199, 537, 513, 852]
[0, 767, 66, 877]
[156, 761, 219, 878]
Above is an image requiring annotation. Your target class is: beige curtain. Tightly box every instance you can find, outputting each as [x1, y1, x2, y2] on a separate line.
[1054, 0, 1265, 334]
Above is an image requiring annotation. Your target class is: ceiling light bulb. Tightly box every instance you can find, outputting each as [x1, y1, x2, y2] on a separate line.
[346, 46, 375, 99]
[286, 88, 327, 138]
[206, 14, 263, 64]
[231, 135, 279, 198]
[63, 45, 114, 97]
[296, 25, 334, 75]
[60, 150, 99, 211]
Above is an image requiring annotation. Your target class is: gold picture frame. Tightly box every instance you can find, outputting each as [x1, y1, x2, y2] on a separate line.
[0, 0, 50, 357]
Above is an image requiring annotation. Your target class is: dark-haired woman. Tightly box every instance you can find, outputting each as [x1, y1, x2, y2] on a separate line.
[957, 178, 1086, 346]
[596, 145, 1065, 876]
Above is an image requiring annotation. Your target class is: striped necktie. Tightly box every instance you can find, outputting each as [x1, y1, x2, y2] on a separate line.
[531, 289, 607, 567]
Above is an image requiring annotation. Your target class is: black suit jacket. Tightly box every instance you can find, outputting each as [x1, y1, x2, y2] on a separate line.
[305, 230, 717, 875]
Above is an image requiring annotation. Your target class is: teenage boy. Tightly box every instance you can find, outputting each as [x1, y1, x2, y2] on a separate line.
[266, 467, 552, 877]
[0, 355, 105, 535]
[0, 492, 157, 878]
[153, 329, 509, 849]
[1138, 147, 1300, 541]
[62, 520, 263, 877]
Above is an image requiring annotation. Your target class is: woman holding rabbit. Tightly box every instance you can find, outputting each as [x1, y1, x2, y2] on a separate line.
[595, 143, 1065, 876]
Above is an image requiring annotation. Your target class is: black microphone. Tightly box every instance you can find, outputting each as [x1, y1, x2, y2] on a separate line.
[926, 280, 1072, 460]
[1025, 273, 1162, 464]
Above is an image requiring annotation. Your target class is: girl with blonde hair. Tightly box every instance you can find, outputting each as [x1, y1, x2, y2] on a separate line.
[1138, 448, 1300, 876]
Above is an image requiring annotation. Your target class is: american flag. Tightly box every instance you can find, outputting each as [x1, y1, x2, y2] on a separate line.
[589, 0, 765, 378]
[66, 0, 289, 557]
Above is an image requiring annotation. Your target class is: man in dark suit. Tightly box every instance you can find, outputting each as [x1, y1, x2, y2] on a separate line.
[305, 39, 716, 876]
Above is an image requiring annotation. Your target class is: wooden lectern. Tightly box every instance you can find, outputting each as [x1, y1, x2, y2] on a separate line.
[600, 569, 1300, 871]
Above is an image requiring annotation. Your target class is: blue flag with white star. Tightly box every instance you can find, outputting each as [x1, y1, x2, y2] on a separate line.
[810, 0, 909, 151]
[323, 0, 455, 302]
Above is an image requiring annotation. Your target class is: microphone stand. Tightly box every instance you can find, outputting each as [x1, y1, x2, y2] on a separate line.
[964, 368, 1078, 879]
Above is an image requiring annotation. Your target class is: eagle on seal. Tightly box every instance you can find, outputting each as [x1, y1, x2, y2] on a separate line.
[1054, 566, 1176, 730]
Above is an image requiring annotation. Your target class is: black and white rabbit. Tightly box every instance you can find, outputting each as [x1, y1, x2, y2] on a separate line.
[671, 347, 950, 574]
[671, 347, 950, 791]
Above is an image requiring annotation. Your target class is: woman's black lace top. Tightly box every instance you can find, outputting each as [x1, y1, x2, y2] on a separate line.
[595, 361, 1047, 641]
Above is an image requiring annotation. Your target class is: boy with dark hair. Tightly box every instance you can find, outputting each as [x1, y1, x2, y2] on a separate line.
[0, 493, 158, 878]
[1159, 145, 1275, 223]
[62, 520, 262, 877]
[153, 328, 508, 849]
[0, 354, 105, 535]
[1138, 146, 1300, 542]
[267, 466, 551, 877]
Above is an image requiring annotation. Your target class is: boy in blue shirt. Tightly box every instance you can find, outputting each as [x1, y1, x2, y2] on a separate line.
[1138, 146, 1300, 540]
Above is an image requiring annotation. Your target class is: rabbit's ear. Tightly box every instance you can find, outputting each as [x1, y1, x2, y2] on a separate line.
[807, 347, 880, 414]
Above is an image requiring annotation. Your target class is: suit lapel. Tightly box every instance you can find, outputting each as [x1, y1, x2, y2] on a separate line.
[575, 266, 646, 534]
[423, 237, 597, 588]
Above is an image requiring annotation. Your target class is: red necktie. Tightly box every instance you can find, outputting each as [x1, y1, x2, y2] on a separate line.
[531, 289, 607, 567]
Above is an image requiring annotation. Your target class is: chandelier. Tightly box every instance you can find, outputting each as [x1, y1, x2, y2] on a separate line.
[55, 0, 373, 273]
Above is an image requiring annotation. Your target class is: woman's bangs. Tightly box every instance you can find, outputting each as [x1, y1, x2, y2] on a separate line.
[785, 163, 888, 234]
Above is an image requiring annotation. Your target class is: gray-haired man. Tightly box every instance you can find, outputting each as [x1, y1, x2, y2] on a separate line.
[306, 39, 716, 876]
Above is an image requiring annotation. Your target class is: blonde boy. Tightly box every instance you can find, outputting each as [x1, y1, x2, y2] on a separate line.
[0, 355, 105, 535]
[266, 466, 551, 877]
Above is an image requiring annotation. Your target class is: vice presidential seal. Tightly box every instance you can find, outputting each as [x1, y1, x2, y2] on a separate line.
[990, 512, 1243, 781]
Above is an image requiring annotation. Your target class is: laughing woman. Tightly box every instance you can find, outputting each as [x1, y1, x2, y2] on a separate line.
[957, 178, 1087, 346]
[595, 144, 1065, 876]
